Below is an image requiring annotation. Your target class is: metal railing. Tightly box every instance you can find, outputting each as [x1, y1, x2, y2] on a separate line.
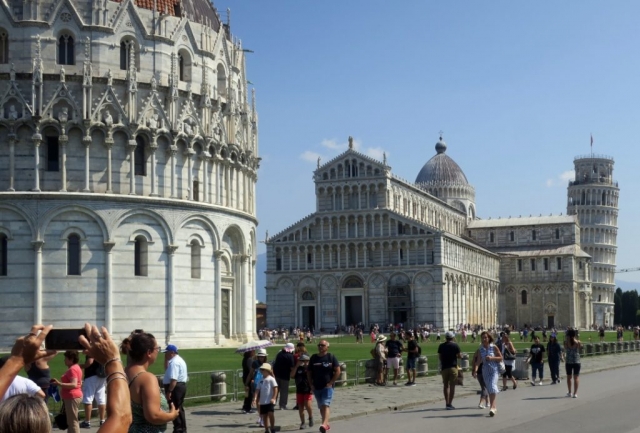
[46, 341, 640, 416]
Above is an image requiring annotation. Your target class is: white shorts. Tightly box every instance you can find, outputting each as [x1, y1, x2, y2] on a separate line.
[387, 357, 401, 370]
[82, 375, 106, 405]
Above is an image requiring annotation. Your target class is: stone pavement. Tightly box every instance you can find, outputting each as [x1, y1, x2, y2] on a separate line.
[180, 351, 640, 433]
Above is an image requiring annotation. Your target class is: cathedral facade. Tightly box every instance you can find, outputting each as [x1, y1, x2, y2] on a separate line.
[265, 138, 618, 331]
[0, 0, 259, 347]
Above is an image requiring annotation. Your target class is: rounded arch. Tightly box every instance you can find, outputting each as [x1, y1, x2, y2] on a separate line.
[114, 208, 173, 245]
[341, 274, 364, 288]
[186, 233, 205, 248]
[221, 224, 246, 257]
[60, 226, 88, 241]
[40, 204, 109, 242]
[176, 214, 221, 250]
[0, 203, 35, 239]
[128, 229, 155, 244]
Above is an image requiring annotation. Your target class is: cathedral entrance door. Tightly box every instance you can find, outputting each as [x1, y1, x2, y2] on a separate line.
[302, 306, 316, 330]
[392, 310, 409, 325]
[221, 289, 231, 338]
[344, 296, 363, 326]
[547, 315, 554, 329]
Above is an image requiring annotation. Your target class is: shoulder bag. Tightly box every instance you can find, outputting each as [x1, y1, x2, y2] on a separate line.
[54, 402, 68, 430]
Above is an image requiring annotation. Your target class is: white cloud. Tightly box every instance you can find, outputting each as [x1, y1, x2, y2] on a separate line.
[546, 170, 575, 188]
[559, 170, 575, 182]
[300, 151, 321, 162]
[321, 139, 343, 150]
[365, 146, 386, 160]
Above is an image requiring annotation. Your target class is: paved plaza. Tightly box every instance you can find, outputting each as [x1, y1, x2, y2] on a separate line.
[169, 351, 640, 432]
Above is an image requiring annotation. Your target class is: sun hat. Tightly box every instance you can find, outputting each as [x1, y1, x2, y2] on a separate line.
[376, 335, 387, 342]
[259, 363, 272, 372]
[284, 343, 295, 353]
[257, 348, 267, 356]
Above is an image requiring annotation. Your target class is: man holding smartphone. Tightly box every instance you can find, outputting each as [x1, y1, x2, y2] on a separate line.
[162, 345, 188, 433]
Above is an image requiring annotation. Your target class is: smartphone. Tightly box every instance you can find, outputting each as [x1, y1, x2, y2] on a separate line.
[45, 328, 87, 351]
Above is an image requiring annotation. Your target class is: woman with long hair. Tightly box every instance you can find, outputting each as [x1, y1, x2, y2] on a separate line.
[241, 350, 255, 414]
[498, 331, 517, 390]
[472, 331, 503, 416]
[123, 332, 178, 432]
[51, 351, 83, 433]
[564, 329, 582, 398]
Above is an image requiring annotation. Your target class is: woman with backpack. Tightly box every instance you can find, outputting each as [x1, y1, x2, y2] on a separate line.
[498, 331, 517, 391]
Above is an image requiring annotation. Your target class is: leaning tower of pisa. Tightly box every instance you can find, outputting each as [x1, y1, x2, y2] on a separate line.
[567, 154, 619, 327]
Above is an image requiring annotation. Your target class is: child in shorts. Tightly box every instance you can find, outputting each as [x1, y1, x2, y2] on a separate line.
[253, 363, 278, 433]
[291, 354, 313, 429]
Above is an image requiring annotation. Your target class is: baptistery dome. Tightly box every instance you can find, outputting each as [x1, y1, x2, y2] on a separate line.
[415, 137, 476, 220]
[415, 137, 469, 185]
[0, 0, 259, 347]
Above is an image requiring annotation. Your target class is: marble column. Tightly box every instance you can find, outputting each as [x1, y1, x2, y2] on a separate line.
[127, 139, 136, 195]
[82, 135, 91, 192]
[32, 134, 42, 192]
[150, 141, 158, 197]
[104, 241, 115, 330]
[7, 134, 15, 191]
[59, 135, 68, 192]
[214, 251, 224, 343]
[105, 136, 114, 193]
[169, 145, 178, 198]
[166, 245, 178, 339]
[186, 148, 194, 200]
[32, 240, 44, 324]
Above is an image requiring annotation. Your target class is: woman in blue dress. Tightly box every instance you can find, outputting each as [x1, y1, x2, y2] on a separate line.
[472, 331, 503, 417]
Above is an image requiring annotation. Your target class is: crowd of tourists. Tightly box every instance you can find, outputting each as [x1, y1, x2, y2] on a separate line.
[0, 323, 190, 433]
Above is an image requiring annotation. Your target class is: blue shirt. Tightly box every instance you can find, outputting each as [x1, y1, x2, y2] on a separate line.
[163, 355, 188, 384]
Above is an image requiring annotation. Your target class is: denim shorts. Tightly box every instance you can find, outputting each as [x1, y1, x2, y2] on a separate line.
[313, 387, 334, 408]
[406, 357, 417, 370]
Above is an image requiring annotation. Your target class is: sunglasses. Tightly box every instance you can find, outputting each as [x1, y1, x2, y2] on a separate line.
[317, 344, 326, 347]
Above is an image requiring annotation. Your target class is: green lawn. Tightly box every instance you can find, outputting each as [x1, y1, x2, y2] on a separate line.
[24, 329, 636, 380]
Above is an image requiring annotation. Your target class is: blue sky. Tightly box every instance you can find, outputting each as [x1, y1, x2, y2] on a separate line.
[214, 1, 640, 292]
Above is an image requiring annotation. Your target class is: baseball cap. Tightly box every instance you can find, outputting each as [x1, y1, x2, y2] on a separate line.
[161, 344, 178, 353]
[284, 343, 295, 352]
[445, 331, 455, 339]
[299, 354, 310, 361]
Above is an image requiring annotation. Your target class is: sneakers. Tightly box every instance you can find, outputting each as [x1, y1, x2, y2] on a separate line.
[489, 409, 496, 417]
[566, 392, 572, 397]
[572, 394, 578, 398]
[537, 380, 543, 386]
[478, 404, 485, 409]
[300, 423, 307, 430]
[309, 417, 314, 427]
[446, 404, 455, 410]
[530, 381, 536, 386]
[405, 381, 413, 386]
[99, 420, 106, 426]
[319, 424, 331, 433]
[80, 421, 91, 429]
[513, 383, 517, 389]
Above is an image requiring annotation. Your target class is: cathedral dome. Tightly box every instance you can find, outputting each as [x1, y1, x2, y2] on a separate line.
[415, 137, 469, 185]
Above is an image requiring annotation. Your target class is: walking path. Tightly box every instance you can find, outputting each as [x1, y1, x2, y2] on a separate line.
[179, 351, 640, 432]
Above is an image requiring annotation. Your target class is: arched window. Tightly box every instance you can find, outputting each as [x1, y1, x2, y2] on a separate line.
[178, 50, 192, 81]
[120, 40, 138, 70]
[217, 64, 226, 96]
[190, 240, 201, 279]
[489, 232, 495, 243]
[58, 34, 75, 65]
[301, 291, 315, 300]
[46, 135, 60, 172]
[521, 290, 527, 305]
[67, 234, 81, 275]
[134, 136, 146, 176]
[134, 236, 148, 276]
[0, 29, 8, 64]
[0, 234, 7, 276]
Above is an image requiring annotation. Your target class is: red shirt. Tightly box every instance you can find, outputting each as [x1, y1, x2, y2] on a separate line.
[61, 364, 83, 399]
